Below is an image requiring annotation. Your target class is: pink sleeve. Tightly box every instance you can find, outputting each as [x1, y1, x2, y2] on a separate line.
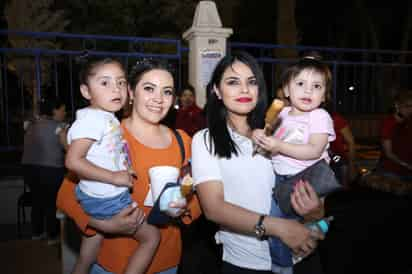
[310, 109, 336, 142]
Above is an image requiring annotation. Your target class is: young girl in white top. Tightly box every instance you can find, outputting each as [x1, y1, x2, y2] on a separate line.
[65, 57, 159, 274]
[252, 56, 336, 269]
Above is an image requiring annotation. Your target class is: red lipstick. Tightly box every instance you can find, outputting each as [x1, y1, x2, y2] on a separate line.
[236, 97, 252, 103]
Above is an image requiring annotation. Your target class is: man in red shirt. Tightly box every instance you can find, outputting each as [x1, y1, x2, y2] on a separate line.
[380, 90, 412, 180]
[175, 85, 206, 137]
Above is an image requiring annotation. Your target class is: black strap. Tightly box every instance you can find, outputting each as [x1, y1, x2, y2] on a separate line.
[172, 129, 185, 165]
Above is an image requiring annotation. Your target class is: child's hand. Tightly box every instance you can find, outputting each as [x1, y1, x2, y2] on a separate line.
[112, 170, 134, 187]
[252, 131, 281, 155]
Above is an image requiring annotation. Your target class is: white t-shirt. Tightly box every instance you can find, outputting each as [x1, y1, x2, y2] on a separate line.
[192, 128, 275, 271]
[272, 107, 336, 175]
[67, 108, 128, 198]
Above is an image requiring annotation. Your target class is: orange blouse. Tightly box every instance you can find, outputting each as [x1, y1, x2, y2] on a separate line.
[57, 125, 201, 274]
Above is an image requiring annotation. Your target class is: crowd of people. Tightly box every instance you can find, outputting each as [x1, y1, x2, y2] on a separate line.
[20, 49, 412, 274]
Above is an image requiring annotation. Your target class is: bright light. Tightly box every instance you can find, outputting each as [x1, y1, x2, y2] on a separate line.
[348, 86, 355, 91]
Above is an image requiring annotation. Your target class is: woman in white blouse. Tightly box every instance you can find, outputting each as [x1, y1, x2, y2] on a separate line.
[191, 51, 324, 274]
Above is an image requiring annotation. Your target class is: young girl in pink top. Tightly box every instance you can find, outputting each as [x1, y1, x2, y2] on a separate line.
[253, 56, 335, 177]
[252, 56, 335, 271]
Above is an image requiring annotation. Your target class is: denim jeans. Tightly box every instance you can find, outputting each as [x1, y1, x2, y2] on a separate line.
[156, 266, 178, 274]
[76, 186, 132, 219]
[269, 175, 294, 269]
[90, 263, 177, 274]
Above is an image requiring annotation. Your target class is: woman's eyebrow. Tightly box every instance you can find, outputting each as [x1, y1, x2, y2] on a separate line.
[223, 76, 240, 80]
[141, 82, 156, 87]
[162, 86, 174, 90]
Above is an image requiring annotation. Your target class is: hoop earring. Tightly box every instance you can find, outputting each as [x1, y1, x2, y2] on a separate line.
[129, 98, 134, 105]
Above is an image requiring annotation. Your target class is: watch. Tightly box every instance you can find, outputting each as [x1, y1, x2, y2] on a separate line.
[254, 214, 267, 240]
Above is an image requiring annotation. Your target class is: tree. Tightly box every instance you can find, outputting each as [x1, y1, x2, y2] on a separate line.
[277, 0, 298, 58]
[64, 0, 198, 38]
[5, 0, 69, 116]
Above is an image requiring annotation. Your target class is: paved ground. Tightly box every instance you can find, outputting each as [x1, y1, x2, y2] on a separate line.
[1, 238, 61, 274]
[0, 223, 61, 274]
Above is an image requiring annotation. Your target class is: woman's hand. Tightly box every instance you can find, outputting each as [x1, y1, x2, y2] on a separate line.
[89, 202, 145, 235]
[291, 180, 324, 221]
[277, 218, 324, 258]
[166, 198, 188, 217]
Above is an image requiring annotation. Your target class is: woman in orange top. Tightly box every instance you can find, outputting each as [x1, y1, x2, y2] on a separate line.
[57, 60, 201, 274]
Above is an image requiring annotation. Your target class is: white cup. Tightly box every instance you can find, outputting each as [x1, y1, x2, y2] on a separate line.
[148, 166, 180, 203]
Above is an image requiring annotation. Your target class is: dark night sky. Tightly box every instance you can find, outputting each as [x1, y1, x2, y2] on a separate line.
[0, 1, 410, 51]
[296, 1, 410, 50]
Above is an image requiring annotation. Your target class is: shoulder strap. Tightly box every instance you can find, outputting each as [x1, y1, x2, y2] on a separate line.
[172, 129, 185, 165]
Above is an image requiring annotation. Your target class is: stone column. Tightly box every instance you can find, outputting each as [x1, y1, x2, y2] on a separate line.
[182, 1, 233, 108]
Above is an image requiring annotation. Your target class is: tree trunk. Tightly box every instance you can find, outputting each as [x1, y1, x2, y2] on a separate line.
[276, 0, 298, 59]
[273, 0, 298, 99]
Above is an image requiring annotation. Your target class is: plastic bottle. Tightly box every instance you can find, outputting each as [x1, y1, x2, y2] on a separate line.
[293, 216, 334, 264]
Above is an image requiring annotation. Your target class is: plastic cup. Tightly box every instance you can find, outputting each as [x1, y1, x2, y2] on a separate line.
[148, 166, 180, 202]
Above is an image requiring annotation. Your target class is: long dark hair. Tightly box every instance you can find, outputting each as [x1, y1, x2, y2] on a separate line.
[205, 51, 267, 158]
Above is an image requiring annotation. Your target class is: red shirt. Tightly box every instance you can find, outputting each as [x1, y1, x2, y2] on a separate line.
[330, 112, 349, 158]
[380, 115, 397, 140]
[381, 116, 412, 176]
[175, 104, 206, 137]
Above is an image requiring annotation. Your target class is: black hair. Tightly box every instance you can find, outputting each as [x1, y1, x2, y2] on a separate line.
[205, 51, 267, 158]
[40, 97, 65, 116]
[128, 59, 175, 91]
[78, 55, 125, 86]
[179, 84, 196, 97]
[394, 89, 412, 104]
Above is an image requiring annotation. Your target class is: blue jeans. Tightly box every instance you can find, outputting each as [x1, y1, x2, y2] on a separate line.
[90, 263, 177, 274]
[76, 186, 132, 219]
[269, 175, 295, 269]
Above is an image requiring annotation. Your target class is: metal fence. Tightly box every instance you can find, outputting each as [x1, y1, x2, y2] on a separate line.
[0, 30, 183, 151]
[228, 42, 412, 114]
[1, 30, 412, 152]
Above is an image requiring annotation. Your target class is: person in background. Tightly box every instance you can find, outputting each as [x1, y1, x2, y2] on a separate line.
[57, 59, 201, 274]
[175, 84, 206, 137]
[330, 111, 357, 187]
[192, 51, 323, 274]
[380, 90, 412, 180]
[21, 97, 67, 244]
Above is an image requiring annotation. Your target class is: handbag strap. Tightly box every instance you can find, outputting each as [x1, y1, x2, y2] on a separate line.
[172, 129, 185, 165]
[171, 129, 194, 226]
